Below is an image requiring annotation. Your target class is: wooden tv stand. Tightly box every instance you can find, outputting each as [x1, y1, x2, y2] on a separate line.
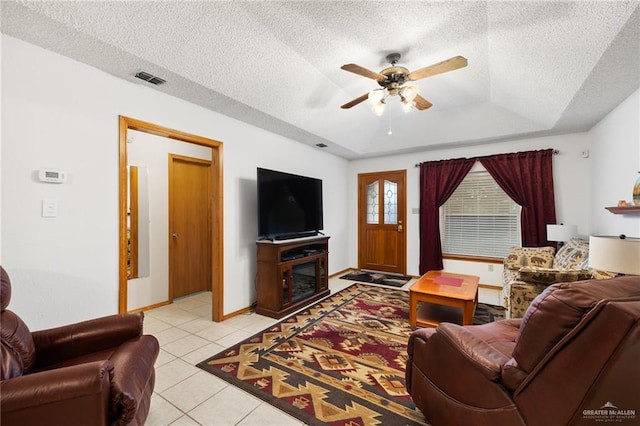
[256, 236, 330, 319]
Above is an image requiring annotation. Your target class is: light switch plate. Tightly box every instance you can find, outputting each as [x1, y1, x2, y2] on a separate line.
[42, 199, 58, 217]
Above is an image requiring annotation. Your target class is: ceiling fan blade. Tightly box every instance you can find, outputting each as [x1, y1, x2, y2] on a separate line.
[341, 64, 386, 81]
[413, 94, 433, 110]
[341, 93, 369, 109]
[407, 56, 468, 81]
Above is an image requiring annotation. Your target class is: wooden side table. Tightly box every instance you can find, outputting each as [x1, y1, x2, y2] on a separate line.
[409, 270, 480, 327]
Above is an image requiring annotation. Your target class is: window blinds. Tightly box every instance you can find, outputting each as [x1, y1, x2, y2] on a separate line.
[442, 171, 522, 258]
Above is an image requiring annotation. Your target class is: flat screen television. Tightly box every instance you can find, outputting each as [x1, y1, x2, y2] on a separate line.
[257, 168, 323, 240]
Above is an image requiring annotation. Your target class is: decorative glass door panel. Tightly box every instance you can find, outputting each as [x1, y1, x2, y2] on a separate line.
[384, 180, 397, 225]
[367, 181, 379, 224]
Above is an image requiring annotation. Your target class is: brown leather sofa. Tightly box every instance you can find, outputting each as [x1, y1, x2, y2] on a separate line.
[406, 275, 640, 426]
[0, 266, 160, 425]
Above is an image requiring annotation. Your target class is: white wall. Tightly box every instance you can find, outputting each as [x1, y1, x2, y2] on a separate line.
[589, 89, 640, 237]
[1, 35, 349, 329]
[348, 133, 592, 285]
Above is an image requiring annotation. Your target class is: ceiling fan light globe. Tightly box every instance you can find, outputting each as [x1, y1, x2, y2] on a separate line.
[400, 96, 415, 113]
[368, 89, 385, 105]
[400, 85, 418, 101]
[401, 99, 415, 113]
[371, 101, 385, 116]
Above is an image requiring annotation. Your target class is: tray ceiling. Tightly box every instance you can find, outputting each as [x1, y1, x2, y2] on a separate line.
[2, 1, 638, 159]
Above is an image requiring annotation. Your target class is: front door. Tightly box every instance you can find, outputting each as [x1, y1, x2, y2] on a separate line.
[169, 154, 212, 299]
[357, 170, 406, 275]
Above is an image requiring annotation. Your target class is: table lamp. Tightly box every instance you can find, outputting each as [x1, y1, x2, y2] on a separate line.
[588, 235, 640, 275]
[547, 224, 578, 247]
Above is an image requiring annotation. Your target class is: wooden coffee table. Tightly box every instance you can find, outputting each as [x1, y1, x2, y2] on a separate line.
[409, 270, 480, 327]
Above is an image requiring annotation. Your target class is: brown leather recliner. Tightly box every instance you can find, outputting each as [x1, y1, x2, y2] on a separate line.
[0, 266, 160, 426]
[406, 275, 640, 426]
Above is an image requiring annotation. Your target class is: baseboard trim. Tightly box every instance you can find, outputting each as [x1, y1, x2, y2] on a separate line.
[479, 283, 503, 290]
[330, 267, 356, 278]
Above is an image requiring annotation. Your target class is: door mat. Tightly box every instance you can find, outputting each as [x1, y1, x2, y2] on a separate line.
[339, 270, 413, 287]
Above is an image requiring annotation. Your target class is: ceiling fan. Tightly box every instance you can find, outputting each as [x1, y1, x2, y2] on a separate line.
[340, 53, 467, 115]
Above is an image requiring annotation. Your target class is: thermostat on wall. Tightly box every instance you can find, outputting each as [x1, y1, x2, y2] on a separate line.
[38, 169, 67, 183]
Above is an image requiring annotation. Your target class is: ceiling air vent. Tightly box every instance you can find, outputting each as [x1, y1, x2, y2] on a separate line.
[134, 71, 166, 86]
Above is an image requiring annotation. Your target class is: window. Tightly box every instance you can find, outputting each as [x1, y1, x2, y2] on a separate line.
[367, 180, 398, 225]
[366, 181, 379, 224]
[383, 180, 397, 225]
[442, 171, 521, 259]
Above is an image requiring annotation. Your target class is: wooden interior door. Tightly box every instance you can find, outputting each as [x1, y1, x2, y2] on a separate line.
[358, 170, 406, 275]
[169, 154, 212, 299]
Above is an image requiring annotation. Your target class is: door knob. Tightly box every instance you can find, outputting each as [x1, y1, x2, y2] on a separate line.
[397, 224, 403, 233]
[172, 233, 178, 239]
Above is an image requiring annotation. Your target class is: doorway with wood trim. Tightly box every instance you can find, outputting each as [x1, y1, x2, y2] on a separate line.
[118, 116, 224, 321]
[357, 170, 407, 275]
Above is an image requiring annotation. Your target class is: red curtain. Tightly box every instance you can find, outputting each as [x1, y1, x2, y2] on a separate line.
[479, 149, 557, 247]
[419, 158, 476, 274]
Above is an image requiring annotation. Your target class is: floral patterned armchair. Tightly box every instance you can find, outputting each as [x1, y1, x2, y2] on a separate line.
[502, 239, 615, 318]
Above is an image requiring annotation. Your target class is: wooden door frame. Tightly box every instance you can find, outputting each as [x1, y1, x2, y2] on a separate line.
[357, 169, 407, 275]
[118, 116, 224, 321]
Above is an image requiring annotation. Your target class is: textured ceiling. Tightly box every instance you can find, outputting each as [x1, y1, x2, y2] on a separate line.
[2, 1, 639, 159]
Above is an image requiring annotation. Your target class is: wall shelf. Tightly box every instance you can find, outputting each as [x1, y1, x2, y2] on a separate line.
[605, 206, 640, 215]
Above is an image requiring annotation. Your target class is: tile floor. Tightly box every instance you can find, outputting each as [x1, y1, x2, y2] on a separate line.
[144, 276, 380, 426]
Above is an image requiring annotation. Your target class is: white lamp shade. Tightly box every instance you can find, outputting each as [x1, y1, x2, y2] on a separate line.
[588, 235, 640, 275]
[547, 224, 577, 242]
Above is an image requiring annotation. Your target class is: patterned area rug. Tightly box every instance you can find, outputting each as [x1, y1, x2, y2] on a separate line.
[339, 270, 413, 287]
[197, 284, 504, 425]
[475, 302, 507, 324]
